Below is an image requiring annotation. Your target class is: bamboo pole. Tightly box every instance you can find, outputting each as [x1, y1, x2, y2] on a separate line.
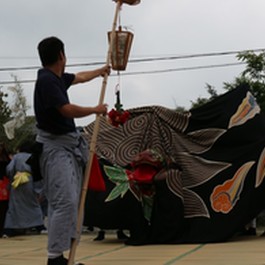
[67, 1, 122, 264]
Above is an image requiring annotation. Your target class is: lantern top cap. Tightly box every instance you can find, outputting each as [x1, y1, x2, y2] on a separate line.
[113, 0, 140, 6]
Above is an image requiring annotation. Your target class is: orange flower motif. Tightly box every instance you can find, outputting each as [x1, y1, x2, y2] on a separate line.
[211, 161, 254, 214]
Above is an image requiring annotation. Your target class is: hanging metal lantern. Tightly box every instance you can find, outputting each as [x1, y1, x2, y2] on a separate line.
[113, 0, 141, 6]
[108, 26, 134, 71]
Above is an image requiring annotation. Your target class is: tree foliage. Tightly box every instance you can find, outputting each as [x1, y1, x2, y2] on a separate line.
[191, 51, 265, 112]
[0, 87, 12, 145]
[224, 51, 265, 111]
[190, 83, 219, 110]
[0, 76, 35, 152]
[8, 74, 30, 118]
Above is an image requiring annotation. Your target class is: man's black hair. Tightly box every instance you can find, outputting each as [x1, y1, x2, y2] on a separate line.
[37, 36, 65, 67]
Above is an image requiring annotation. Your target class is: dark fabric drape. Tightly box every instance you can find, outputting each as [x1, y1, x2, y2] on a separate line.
[83, 84, 265, 243]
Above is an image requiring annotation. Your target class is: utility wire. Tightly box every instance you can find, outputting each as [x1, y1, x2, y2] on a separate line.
[0, 48, 263, 60]
[0, 48, 263, 72]
[120, 62, 245, 76]
[0, 61, 245, 85]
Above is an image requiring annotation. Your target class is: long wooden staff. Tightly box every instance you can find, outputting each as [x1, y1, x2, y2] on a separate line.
[67, 1, 122, 264]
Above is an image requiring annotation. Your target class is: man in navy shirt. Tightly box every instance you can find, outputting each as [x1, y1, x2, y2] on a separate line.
[34, 36, 110, 265]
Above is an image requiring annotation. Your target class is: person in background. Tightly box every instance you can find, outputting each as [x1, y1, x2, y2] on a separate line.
[0, 143, 11, 236]
[34, 36, 110, 265]
[93, 228, 129, 241]
[2, 141, 45, 237]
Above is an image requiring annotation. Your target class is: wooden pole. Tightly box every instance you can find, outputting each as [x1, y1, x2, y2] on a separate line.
[67, 1, 122, 264]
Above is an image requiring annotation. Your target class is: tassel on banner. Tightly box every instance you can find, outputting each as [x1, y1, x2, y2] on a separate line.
[108, 84, 130, 127]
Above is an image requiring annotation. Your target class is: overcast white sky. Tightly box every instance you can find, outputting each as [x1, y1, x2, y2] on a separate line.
[1, 0, 265, 126]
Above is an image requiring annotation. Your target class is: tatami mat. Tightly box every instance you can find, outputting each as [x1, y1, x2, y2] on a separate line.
[1, 232, 265, 265]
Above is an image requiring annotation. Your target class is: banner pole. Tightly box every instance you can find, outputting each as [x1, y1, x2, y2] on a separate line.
[67, 1, 122, 264]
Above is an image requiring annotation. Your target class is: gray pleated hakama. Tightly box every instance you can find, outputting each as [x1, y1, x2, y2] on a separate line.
[37, 130, 88, 253]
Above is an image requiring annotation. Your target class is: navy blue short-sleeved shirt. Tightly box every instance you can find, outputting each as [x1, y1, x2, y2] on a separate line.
[34, 68, 76, 134]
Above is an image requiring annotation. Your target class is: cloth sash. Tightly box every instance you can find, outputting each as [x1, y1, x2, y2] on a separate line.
[36, 129, 88, 168]
[11, 171, 31, 189]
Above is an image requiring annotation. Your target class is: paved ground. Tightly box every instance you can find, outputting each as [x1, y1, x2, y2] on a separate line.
[1, 230, 265, 265]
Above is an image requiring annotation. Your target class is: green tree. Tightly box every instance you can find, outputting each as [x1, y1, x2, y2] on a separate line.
[191, 51, 265, 111]
[224, 51, 265, 111]
[11, 116, 36, 151]
[190, 83, 219, 109]
[0, 75, 36, 152]
[0, 87, 12, 144]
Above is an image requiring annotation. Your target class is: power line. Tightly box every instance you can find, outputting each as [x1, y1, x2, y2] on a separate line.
[131, 48, 265, 63]
[0, 62, 104, 72]
[0, 48, 263, 72]
[0, 61, 245, 85]
[120, 62, 245, 76]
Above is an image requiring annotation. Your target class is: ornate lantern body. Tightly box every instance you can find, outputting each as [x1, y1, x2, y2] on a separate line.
[113, 0, 140, 5]
[108, 26, 134, 71]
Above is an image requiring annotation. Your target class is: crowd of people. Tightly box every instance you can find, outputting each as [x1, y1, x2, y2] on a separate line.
[0, 142, 131, 239]
[0, 142, 47, 238]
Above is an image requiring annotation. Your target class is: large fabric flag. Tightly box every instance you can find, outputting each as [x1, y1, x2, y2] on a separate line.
[83, 84, 265, 244]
